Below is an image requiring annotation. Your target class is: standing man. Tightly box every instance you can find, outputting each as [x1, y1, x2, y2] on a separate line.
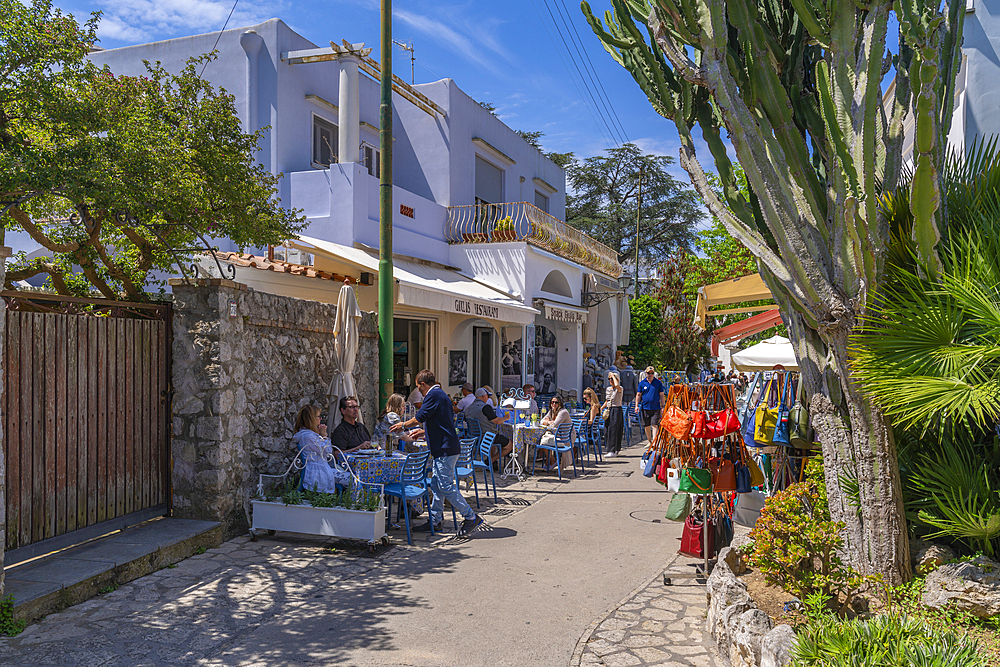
[392, 369, 483, 536]
[634, 366, 667, 444]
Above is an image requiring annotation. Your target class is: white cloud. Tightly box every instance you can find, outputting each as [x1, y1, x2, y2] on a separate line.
[395, 8, 508, 73]
[94, 0, 276, 44]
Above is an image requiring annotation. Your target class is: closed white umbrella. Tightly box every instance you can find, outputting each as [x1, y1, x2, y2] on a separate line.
[731, 335, 799, 372]
[328, 282, 363, 428]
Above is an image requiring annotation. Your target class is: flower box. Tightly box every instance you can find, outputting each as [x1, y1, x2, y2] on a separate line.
[462, 232, 488, 242]
[492, 230, 517, 241]
[251, 499, 387, 543]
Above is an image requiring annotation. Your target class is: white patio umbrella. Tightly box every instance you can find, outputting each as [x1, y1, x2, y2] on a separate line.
[731, 335, 799, 372]
[328, 281, 363, 428]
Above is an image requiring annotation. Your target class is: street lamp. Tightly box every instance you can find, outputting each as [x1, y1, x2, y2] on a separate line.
[581, 273, 634, 308]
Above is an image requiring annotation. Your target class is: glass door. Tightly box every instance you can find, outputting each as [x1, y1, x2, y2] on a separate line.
[473, 326, 496, 391]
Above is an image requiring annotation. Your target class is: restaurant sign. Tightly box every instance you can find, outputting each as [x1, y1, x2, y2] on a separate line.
[543, 303, 587, 324]
[454, 298, 500, 321]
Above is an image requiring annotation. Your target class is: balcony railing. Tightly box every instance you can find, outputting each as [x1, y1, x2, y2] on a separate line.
[446, 202, 622, 277]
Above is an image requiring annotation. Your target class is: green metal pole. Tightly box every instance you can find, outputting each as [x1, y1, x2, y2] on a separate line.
[378, 0, 394, 406]
[634, 164, 643, 299]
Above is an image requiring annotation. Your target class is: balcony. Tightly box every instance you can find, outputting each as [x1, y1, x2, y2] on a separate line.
[446, 202, 622, 277]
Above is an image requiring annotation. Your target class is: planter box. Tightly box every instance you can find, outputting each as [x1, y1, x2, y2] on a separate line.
[462, 232, 487, 242]
[492, 230, 516, 241]
[251, 500, 387, 543]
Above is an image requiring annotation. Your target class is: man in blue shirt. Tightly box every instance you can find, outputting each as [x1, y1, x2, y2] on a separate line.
[634, 366, 667, 444]
[392, 369, 484, 536]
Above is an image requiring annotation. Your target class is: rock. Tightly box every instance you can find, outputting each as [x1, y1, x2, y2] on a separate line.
[915, 543, 956, 574]
[706, 566, 753, 666]
[923, 556, 1000, 618]
[760, 624, 795, 667]
[719, 546, 747, 576]
[728, 608, 772, 667]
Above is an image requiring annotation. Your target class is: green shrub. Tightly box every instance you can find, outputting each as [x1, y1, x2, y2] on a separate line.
[793, 599, 984, 667]
[0, 595, 25, 637]
[748, 459, 869, 613]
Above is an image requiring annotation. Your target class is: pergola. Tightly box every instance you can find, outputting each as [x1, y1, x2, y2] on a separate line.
[692, 274, 782, 354]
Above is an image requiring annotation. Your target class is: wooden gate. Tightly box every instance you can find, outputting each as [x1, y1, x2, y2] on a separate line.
[2, 291, 171, 565]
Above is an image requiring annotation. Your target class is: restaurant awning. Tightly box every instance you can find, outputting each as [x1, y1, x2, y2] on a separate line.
[291, 236, 539, 325]
[693, 273, 775, 330]
[711, 308, 783, 355]
[731, 335, 799, 372]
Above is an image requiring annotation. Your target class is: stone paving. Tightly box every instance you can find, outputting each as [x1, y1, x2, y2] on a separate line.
[573, 553, 721, 667]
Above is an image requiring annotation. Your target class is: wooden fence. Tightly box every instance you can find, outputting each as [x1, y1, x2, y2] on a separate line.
[2, 292, 171, 565]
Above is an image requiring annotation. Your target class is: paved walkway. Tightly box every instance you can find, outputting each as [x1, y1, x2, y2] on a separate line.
[0, 443, 720, 666]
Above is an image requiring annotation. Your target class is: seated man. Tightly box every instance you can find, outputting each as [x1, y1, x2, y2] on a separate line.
[454, 382, 476, 413]
[330, 396, 372, 453]
[522, 383, 540, 417]
[464, 388, 514, 463]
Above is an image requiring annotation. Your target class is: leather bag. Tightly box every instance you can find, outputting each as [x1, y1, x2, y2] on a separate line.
[666, 467, 681, 493]
[706, 408, 740, 438]
[679, 514, 715, 559]
[690, 410, 707, 439]
[714, 513, 734, 551]
[788, 379, 815, 448]
[733, 490, 766, 528]
[642, 451, 657, 478]
[771, 378, 793, 446]
[665, 492, 691, 522]
[753, 376, 782, 445]
[679, 467, 712, 494]
[736, 461, 752, 493]
[665, 405, 693, 440]
[712, 456, 737, 492]
[656, 456, 670, 485]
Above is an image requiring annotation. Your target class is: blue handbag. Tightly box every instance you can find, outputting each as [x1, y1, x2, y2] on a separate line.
[642, 450, 657, 477]
[771, 377, 793, 446]
[741, 374, 766, 449]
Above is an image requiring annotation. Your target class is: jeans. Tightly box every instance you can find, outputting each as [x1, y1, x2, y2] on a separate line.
[429, 454, 475, 526]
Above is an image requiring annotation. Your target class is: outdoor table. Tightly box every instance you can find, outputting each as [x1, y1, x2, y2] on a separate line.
[497, 423, 547, 480]
[345, 451, 407, 486]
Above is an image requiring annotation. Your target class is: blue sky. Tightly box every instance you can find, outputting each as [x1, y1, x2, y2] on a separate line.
[61, 0, 688, 168]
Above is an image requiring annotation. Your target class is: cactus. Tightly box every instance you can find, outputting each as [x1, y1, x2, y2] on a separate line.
[582, 0, 965, 585]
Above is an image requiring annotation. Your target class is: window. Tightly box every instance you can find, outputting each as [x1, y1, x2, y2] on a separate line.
[313, 116, 338, 167]
[475, 156, 504, 204]
[362, 144, 380, 178]
[534, 190, 549, 213]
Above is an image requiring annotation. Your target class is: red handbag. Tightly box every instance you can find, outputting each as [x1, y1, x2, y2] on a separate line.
[690, 411, 707, 439]
[679, 514, 715, 559]
[656, 456, 670, 484]
[705, 408, 741, 437]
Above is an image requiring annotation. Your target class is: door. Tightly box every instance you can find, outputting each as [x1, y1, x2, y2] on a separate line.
[473, 326, 496, 390]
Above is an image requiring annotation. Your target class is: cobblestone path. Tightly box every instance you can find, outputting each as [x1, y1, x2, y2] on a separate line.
[574, 553, 721, 667]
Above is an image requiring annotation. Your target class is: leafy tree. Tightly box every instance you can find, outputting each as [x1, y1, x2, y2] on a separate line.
[0, 0, 305, 300]
[620, 294, 664, 369]
[584, 0, 965, 584]
[654, 251, 709, 371]
[516, 129, 544, 149]
[565, 143, 702, 266]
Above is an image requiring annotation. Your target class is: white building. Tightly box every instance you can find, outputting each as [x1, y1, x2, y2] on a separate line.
[86, 18, 628, 400]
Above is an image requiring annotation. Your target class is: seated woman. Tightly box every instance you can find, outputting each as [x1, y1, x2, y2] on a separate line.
[582, 387, 600, 425]
[292, 405, 353, 493]
[374, 393, 425, 453]
[539, 395, 572, 470]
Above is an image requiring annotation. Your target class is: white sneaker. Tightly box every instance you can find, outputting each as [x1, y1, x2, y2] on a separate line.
[606, 451, 617, 458]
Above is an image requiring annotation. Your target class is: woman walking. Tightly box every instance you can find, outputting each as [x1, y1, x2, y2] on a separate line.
[603, 372, 624, 457]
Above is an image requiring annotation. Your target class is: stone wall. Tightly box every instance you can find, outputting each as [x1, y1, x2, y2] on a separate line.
[170, 279, 378, 536]
[706, 548, 795, 667]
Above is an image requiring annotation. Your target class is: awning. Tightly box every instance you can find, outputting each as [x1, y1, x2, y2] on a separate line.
[292, 236, 539, 325]
[693, 273, 774, 330]
[711, 308, 783, 355]
[532, 298, 588, 324]
[731, 335, 799, 372]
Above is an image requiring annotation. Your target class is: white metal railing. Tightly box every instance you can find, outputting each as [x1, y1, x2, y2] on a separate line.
[445, 202, 622, 278]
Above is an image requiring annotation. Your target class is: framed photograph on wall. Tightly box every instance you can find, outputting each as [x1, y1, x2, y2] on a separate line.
[449, 350, 468, 386]
[524, 324, 535, 379]
[500, 326, 523, 392]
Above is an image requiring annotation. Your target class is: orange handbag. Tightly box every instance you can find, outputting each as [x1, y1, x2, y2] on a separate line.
[664, 405, 693, 440]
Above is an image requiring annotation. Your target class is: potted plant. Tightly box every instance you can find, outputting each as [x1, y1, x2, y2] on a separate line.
[493, 216, 517, 242]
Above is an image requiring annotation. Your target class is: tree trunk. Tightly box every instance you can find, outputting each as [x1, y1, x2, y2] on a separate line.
[777, 287, 911, 585]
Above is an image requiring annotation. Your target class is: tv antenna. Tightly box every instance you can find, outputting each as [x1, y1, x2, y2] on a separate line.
[393, 40, 415, 84]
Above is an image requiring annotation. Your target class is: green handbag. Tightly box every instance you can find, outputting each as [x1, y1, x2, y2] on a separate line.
[678, 467, 712, 494]
[665, 492, 691, 522]
[788, 378, 816, 448]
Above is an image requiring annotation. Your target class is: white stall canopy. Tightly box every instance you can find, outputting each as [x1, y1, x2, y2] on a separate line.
[731, 335, 799, 371]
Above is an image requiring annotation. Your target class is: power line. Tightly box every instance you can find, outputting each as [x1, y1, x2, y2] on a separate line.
[556, 0, 630, 145]
[200, 0, 240, 77]
[548, 0, 626, 146]
[535, 0, 621, 150]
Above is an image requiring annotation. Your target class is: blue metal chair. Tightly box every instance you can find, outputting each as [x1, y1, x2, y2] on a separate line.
[466, 417, 482, 440]
[532, 422, 576, 479]
[589, 417, 605, 461]
[455, 412, 468, 439]
[455, 437, 480, 511]
[571, 418, 589, 471]
[383, 450, 433, 545]
[472, 431, 499, 503]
